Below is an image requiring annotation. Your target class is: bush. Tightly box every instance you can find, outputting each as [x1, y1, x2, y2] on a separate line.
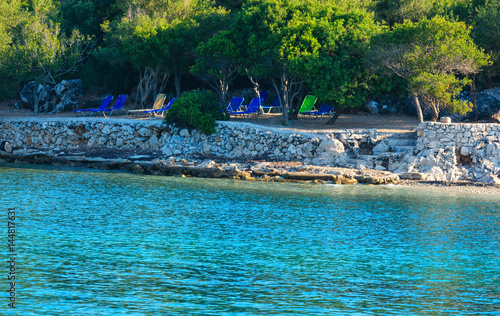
[164, 89, 226, 134]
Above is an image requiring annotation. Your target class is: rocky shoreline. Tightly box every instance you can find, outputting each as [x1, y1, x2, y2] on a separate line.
[2, 147, 500, 196]
[0, 148, 399, 185]
[1, 117, 500, 194]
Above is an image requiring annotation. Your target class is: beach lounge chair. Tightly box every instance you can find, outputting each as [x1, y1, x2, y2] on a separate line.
[73, 95, 113, 116]
[301, 103, 336, 119]
[225, 97, 244, 113]
[128, 93, 166, 116]
[91, 94, 127, 117]
[259, 90, 269, 102]
[298, 95, 318, 114]
[230, 97, 263, 118]
[261, 95, 282, 114]
[141, 97, 176, 117]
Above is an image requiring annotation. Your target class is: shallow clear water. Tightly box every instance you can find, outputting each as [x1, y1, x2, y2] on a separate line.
[1, 164, 499, 315]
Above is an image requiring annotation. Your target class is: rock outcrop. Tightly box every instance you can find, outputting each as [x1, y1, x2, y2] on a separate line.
[19, 79, 84, 113]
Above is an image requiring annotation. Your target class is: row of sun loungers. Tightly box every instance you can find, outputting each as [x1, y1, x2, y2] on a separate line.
[74, 91, 335, 119]
[73, 94, 176, 118]
[226, 92, 336, 119]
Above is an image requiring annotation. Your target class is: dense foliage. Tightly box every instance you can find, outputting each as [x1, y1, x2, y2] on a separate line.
[164, 89, 225, 134]
[0, 0, 497, 122]
[372, 16, 490, 121]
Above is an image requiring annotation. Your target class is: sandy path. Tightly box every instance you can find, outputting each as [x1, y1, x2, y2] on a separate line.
[0, 104, 419, 134]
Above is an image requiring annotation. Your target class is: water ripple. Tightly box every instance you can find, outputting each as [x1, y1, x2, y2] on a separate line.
[1, 165, 499, 315]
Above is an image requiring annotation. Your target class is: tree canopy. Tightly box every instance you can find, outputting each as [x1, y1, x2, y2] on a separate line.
[372, 16, 490, 121]
[0, 0, 497, 123]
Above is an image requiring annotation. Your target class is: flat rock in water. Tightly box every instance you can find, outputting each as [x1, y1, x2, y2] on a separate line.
[130, 155, 151, 160]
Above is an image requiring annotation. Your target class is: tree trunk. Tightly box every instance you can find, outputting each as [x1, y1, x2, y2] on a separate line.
[158, 72, 170, 94]
[471, 75, 477, 121]
[430, 105, 439, 122]
[137, 68, 157, 108]
[290, 89, 303, 120]
[245, 68, 260, 98]
[33, 85, 39, 117]
[412, 94, 424, 123]
[175, 72, 181, 97]
[280, 74, 289, 126]
[219, 79, 228, 105]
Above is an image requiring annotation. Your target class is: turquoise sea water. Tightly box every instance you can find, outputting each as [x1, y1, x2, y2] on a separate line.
[1, 164, 499, 315]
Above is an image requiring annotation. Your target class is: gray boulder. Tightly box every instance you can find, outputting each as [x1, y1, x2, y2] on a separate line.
[19, 79, 84, 113]
[53, 79, 84, 112]
[458, 89, 500, 120]
[366, 101, 379, 114]
[19, 81, 38, 108]
[19, 81, 55, 112]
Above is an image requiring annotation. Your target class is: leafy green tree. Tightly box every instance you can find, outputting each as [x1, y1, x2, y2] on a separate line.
[59, 0, 119, 37]
[473, 1, 500, 87]
[233, 0, 324, 125]
[0, 0, 30, 99]
[191, 30, 240, 105]
[160, 6, 231, 97]
[373, 0, 488, 26]
[374, 0, 435, 25]
[372, 16, 490, 122]
[411, 72, 473, 118]
[233, 0, 382, 123]
[302, 7, 382, 110]
[119, 16, 172, 108]
[0, 0, 95, 109]
[215, 0, 244, 10]
[158, 19, 197, 97]
[101, 0, 217, 106]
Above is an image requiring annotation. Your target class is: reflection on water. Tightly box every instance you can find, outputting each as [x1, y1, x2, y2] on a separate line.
[1, 164, 499, 315]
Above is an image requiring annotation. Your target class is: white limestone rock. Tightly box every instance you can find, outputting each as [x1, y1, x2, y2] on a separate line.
[366, 101, 379, 114]
[311, 138, 346, 165]
[372, 140, 390, 154]
[179, 129, 190, 137]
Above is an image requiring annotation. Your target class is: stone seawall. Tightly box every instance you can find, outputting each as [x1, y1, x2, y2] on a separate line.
[409, 122, 500, 183]
[417, 122, 500, 154]
[0, 118, 348, 165]
[2, 118, 500, 184]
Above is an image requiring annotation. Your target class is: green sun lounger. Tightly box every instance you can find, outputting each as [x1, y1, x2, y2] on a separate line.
[298, 95, 318, 114]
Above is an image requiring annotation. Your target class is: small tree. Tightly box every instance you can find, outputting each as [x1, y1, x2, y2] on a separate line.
[120, 16, 171, 108]
[233, 0, 321, 125]
[3, 0, 95, 114]
[164, 89, 225, 134]
[302, 6, 382, 110]
[411, 72, 473, 119]
[158, 18, 197, 97]
[371, 16, 490, 122]
[191, 30, 240, 106]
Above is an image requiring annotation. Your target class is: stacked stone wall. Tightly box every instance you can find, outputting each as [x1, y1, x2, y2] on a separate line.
[0, 119, 346, 164]
[417, 122, 500, 155]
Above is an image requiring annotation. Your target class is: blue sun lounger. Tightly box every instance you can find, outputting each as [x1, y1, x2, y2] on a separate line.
[91, 94, 127, 117]
[301, 103, 336, 119]
[230, 97, 263, 118]
[259, 90, 269, 102]
[225, 97, 244, 113]
[73, 95, 113, 116]
[261, 95, 282, 114]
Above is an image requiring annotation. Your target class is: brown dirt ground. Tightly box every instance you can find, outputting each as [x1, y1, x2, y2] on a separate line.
[0, 101, 419, 134]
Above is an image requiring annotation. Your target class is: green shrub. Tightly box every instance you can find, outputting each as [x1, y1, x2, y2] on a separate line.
[164, 89, 226, 134]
